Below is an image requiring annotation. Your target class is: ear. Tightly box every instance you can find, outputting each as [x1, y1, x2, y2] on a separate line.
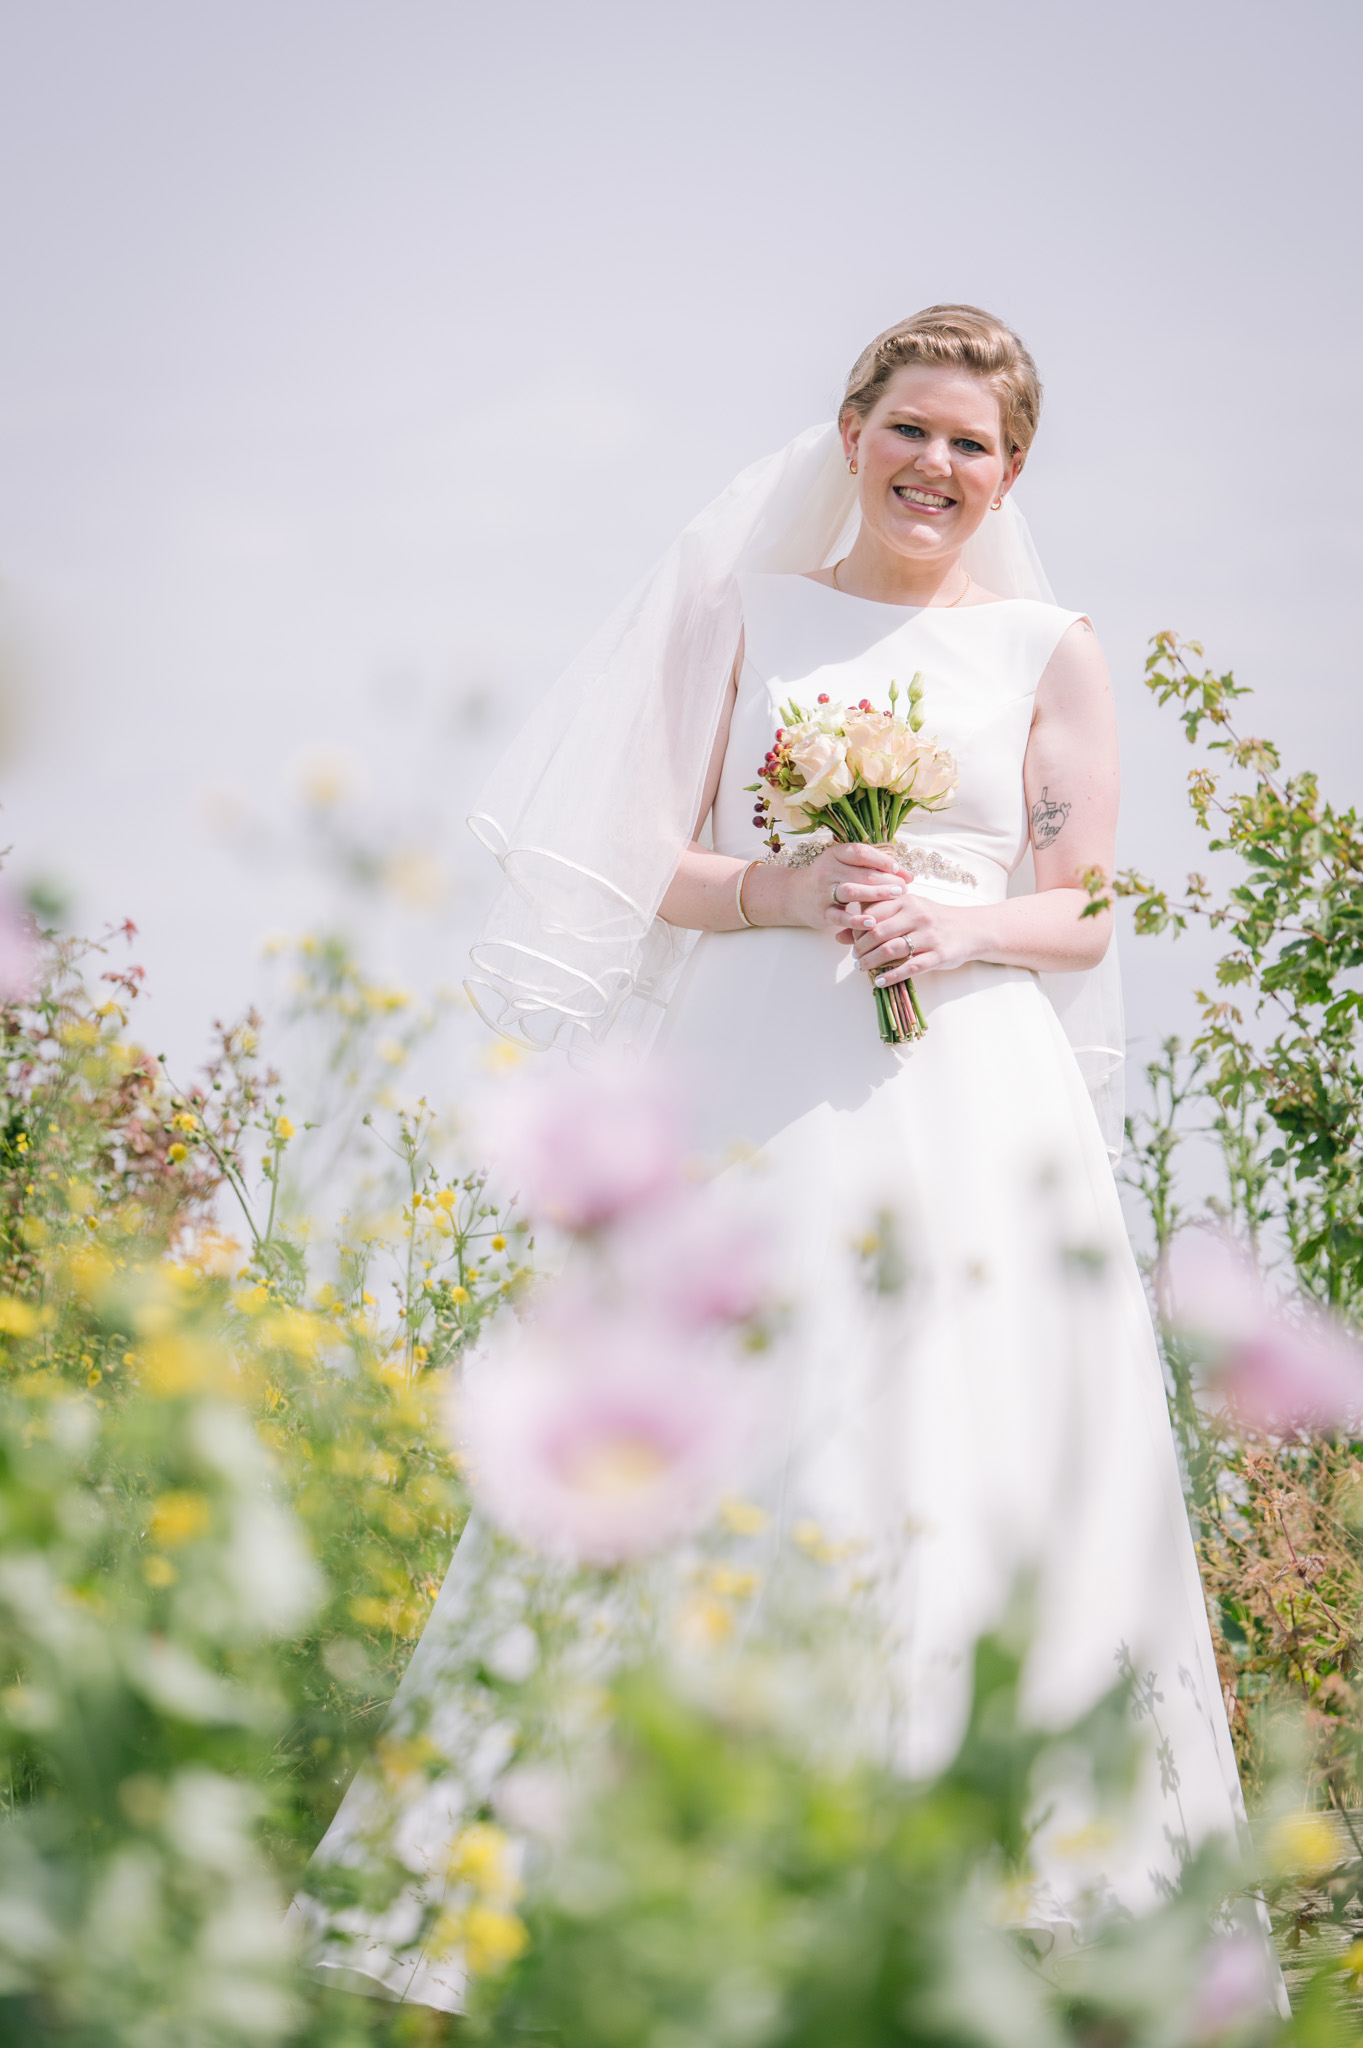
[840, 412, 862, 466]
[996, 449, 1026, 501]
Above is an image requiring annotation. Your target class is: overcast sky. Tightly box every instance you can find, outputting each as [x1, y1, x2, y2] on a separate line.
[1, 0, 1359, 1121]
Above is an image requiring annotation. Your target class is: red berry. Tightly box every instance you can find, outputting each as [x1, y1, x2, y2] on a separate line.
[817, 693, 829, 705]
[859, 698, 872, 711]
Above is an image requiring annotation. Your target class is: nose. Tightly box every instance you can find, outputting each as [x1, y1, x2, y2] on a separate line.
[912, 436, 953, 478]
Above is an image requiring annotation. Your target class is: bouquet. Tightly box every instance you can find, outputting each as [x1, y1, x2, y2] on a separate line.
[746, 673, 959, 1046]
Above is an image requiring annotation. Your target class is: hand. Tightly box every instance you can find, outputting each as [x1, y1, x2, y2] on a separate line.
[785, 843, 909, 938]
[850, 892, 978, 983]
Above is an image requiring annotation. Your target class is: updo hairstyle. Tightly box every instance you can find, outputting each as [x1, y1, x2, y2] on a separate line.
[840, 305, 1042, 464]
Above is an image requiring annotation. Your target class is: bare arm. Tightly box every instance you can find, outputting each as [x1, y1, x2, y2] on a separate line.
[657, 631, 911, 936]
[851, 619, 1119, 984]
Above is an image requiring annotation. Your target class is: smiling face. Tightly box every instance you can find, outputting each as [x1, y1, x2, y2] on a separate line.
[842, 363, 1024, 570]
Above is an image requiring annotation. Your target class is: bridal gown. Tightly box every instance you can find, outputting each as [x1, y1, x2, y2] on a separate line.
[291, 573, 1273, 2013]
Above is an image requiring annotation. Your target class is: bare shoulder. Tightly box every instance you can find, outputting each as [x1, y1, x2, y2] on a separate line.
[1034, 614, 1112, 719]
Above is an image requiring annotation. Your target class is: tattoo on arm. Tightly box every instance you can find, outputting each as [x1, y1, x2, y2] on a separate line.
[1031, 786, 1072, 847]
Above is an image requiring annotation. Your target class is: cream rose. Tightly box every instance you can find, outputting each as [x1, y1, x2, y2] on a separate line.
[901, 745, 959, 806]
[843, 713, 898, 787]
[786, 731, 854, 812]
[766, 784, 817, 831]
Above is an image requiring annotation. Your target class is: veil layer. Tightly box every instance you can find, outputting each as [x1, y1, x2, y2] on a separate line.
[466, 423, 1125, 1158]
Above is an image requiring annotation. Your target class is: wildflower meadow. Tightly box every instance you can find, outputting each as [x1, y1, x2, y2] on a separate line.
[0, 634, 1361, 2044]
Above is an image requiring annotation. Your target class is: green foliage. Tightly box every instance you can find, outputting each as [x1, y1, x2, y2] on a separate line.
[0, 919, 522, 2043]
[1120, 634, 1363, 2010]
[1118, 633, 1363, 1315]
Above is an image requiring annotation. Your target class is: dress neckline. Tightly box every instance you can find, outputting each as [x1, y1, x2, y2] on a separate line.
[794, 573, 1030, 615]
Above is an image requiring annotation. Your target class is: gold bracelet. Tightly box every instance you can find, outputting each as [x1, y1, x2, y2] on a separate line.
[735, 859, 758, 929]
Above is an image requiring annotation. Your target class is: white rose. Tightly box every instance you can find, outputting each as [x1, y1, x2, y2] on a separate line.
[787, 732, 854, 811]
[766, 785, 816, 831]
[902, 745, 959, 807]
[843, 713, 897, 787]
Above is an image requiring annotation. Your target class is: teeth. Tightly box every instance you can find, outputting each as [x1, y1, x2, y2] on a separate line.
[895, 486, 954, 508]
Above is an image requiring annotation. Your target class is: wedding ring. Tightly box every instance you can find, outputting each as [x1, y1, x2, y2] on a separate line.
[831, 883, 843, 907]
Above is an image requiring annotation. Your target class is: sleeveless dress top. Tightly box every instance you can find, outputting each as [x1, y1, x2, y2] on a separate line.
[292, 573, 1280, 2013]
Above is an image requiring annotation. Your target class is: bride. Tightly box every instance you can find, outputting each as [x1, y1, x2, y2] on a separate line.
[295, 306, 1282, 2013]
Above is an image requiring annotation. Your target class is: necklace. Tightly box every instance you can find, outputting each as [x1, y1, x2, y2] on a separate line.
[830, 558, 971, 608]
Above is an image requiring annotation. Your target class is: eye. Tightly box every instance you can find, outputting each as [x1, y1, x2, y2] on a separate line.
[953, 437, 987, 454]
[892, 423, 925, 439]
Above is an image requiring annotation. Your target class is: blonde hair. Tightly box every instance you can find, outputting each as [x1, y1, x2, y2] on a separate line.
[840, 304, 1042, 462]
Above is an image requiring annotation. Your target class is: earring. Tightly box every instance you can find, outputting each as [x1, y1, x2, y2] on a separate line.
[849, 459, 858, 475]
[991, 495, 1003, 510]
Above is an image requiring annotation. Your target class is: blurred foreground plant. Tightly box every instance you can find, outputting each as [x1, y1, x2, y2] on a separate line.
[0, 913, 528, 2043]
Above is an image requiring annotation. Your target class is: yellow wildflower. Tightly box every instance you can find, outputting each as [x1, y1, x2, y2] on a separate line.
[275, 1117, 296, 1143]
[171, 1112, 198, 1133]
[480, 1040, 526, 1074]
[142, 1555, 176, 1589]
[449, 1285, 469, 1305]
[720, 1497, 769, 1537]
[1268, 1812, 1339, 1878]
[678, 1594, 735, 1648]
[150, 1491, 212, 1547]
[0, 1299, 40, 1338]
[707, 1565, 758, 1601]
[167, 1143, 187, 1164]
[435, 1190, 456, 1211]
[490, 1235, 507, 1252]
[448, 1822, 520, 1901]
[461, 1904, 530, 1976]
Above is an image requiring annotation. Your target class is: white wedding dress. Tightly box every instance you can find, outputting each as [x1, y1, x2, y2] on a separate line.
[292, 573, 1275, 2012]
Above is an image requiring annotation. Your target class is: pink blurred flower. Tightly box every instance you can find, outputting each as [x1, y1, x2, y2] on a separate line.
[1162, 1228, 1363, 1433]
[484, 1068, 687, 1232]
[1190, 1929, 1277, 2039]
[457, 1320, 766, 1567]
[0, 893, 36, 1005]
[1231, 1317, 1363, 1433]
[612, 1195, 771, 1331]
[1162, 1230, 1265, 1348]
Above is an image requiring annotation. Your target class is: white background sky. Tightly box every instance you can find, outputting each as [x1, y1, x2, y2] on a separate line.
[1, 0, 1359, 1123]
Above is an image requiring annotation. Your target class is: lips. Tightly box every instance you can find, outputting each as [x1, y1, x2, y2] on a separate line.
[893, 485, 956, 510]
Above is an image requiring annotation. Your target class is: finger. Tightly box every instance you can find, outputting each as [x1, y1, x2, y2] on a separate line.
[854, 911, 929, 952]
[828, 911, 879, 937]
[836, 843, 898, 871]
[857, 935, 917, 973]
[874, 956, 935, 985]
[847, 878, 907, 900]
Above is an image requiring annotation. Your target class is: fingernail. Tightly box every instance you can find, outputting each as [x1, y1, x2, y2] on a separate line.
[874, 975, 889, 987]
